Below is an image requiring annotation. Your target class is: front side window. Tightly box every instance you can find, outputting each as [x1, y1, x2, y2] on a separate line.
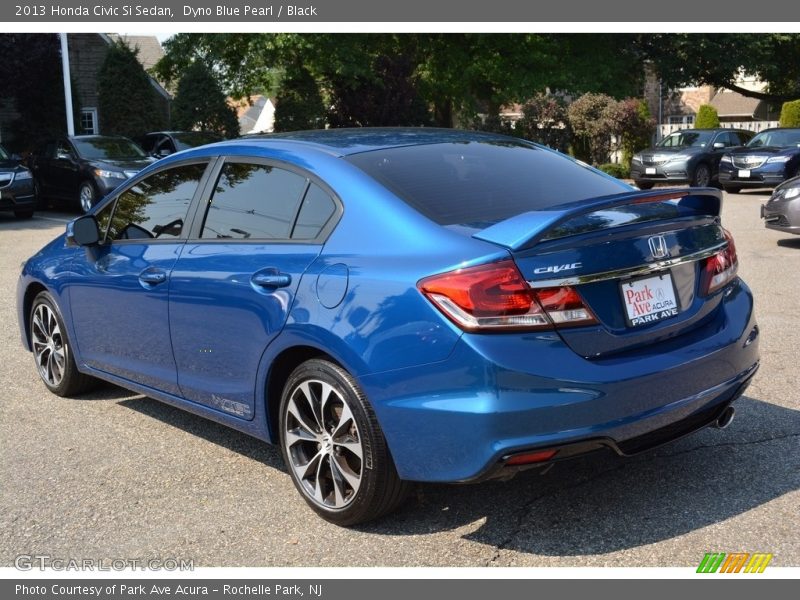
[201, 163, 308, 240]
[107, 163, 207, 241]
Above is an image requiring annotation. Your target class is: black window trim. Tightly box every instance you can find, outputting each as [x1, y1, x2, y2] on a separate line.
[185, 155, 343, 245]
[96, 157, 215, 246]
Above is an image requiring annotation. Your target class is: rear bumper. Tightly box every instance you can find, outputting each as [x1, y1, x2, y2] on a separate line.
[361, 279, 759, 482]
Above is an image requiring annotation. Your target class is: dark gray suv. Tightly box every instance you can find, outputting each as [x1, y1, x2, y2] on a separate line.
[631, 128, 753, 189]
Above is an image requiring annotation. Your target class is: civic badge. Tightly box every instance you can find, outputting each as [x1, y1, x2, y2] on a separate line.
[648, 235, 669, 260]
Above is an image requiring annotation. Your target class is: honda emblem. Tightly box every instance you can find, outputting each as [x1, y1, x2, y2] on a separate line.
[648, 235, 669, 260]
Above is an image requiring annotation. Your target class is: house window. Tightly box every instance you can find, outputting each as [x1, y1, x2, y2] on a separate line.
[667, 114, 695, 126]
[80, 108, 98, 134]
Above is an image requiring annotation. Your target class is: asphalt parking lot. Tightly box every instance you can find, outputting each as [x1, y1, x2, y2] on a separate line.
[1, 191, 798, 568]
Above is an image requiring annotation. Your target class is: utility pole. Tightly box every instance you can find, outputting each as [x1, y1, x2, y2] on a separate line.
[59, 33, 75, 136]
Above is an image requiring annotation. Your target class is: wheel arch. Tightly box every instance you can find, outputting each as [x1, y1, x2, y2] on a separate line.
[263, 344, 344, 443]
[21, 281, 49, 350]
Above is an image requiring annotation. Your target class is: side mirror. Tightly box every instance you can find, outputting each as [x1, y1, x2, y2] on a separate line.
[713, 142, 725, 149]
[156, 148, 172, 158]
[56, 152, 72, 161]
[66, 215, 100, 247]
[11, 153, 22, 162]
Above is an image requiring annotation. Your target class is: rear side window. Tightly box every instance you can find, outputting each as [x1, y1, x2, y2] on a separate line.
[107, 163, 207, 241]
[291, 183, 336, 240]
[345, 141, 630, 227]
[201, 163, 307, 240]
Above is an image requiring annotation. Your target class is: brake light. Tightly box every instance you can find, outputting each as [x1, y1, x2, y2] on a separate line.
[701, 229, 739, 295]
[418, 259, 597, 331]
[505, 449, 558, 466]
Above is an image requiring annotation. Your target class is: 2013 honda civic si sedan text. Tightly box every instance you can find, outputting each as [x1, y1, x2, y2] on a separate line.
[17, 129, 759, 525]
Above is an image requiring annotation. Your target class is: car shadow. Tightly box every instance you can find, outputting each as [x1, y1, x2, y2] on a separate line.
[118, 396, 286, 472]
[114, 393, 797, 555]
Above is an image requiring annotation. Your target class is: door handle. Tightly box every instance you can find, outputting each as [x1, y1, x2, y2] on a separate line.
[138, 268, 167, 285]
[251, 271, 292, 289]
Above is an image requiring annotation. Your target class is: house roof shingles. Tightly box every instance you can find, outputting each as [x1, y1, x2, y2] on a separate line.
[710, 90, 763, 118]
[107, 34, 165, 72]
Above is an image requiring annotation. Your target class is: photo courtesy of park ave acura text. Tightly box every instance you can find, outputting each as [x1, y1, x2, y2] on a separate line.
[1, 29, 798, 569]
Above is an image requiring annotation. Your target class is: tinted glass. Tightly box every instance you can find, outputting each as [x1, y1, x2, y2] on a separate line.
[95, 200, 115, 238]
[108, 163, 207, 241]
[345, 141, 629, 227]
[172, 132, 223, 150]
[292, 183, 336, 239]
[73, 137, 146, 160]
[657, 131, 714, 148]
[201, 163, 308, 240]
[0, 145, 8, 160]
[747, 129, 800, 148]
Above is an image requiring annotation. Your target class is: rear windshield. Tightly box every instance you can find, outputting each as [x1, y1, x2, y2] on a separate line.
[345, 141, 629, 227]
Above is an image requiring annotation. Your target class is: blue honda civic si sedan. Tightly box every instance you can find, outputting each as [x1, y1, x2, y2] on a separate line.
[17, 129, 759, 525]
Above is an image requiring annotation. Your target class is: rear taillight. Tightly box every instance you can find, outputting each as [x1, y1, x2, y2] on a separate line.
[701, 229, 739, 295]
[417, 259, 597, 331]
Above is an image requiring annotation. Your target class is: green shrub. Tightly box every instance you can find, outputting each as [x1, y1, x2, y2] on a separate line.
[597, 163, 630, 179]
[695, 105, 720, 129]
[779, 100, 800, 127]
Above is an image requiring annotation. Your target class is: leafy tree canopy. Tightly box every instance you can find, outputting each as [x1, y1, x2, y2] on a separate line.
[172, 60, 240, 137]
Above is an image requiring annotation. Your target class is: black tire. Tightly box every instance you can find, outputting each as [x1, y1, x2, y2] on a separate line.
[77, 180, 97, 214]
[635, 181, 654, 190]
[14, 208, 34, 219]
[29, 291, 97, 397]
[279, 359, 410, 526]
[691, 163, 711, 187]
[724, 186, 742, 194]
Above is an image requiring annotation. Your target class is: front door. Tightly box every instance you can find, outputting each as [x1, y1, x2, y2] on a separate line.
[68, 161, 210, 395]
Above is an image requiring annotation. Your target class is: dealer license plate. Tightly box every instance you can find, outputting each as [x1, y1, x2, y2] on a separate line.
[738, 169, 751, 178]
[645, 167, 656, 175]
[620, 273, 680, 327]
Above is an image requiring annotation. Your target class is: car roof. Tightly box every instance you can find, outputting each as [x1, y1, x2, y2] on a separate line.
[68, 135, 133, 141]
[668, 128, 749, 133]
[229, 127, 519, 157]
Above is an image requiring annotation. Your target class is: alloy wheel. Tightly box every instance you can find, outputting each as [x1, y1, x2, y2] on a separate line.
[283, 379, 363, 510]
[31, 303, 66, 387]
[79, 184, 94, 213]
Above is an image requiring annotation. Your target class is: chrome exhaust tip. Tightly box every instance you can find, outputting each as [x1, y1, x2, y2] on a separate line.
[714, 406, 736, 429]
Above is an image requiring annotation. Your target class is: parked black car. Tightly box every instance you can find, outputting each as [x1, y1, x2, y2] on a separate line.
[0, 144, 37, 218]
[139, 131, 223, 158]
[761, 175, 800, 235]
[631, 128, 753, 189]
[719, 128, 800, 193]
[31, 135, 153, 213]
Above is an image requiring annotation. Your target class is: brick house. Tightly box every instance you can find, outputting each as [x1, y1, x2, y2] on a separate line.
[67, 33, 171, 135]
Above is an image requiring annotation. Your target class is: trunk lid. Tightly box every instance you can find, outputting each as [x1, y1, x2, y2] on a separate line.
[474, 188, 729, 358]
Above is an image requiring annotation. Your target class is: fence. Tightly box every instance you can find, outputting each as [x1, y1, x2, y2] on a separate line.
[658, 121, 780, 139]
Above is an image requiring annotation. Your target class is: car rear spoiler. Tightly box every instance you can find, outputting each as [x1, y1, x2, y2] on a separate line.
[472, 187, 723, 251]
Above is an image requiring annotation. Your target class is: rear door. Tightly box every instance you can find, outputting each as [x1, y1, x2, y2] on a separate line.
[168, 158, 340, 419]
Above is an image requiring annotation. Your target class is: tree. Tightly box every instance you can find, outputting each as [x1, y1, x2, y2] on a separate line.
[154, 33, 645, 129]
[779, 100, 800, 127]
[567, 93, 616, 165]
[327, 54, 430, 127]
[606, 98, 655, 165]
[97, 41, 167, 138]
[273, 65, 326, 132]
[638, 34, 800, 104]
[695, 105, 721, 128]
[0, 34, 80, 154]
[516, 94, 571, 152]
[172, 60, 239, 137]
